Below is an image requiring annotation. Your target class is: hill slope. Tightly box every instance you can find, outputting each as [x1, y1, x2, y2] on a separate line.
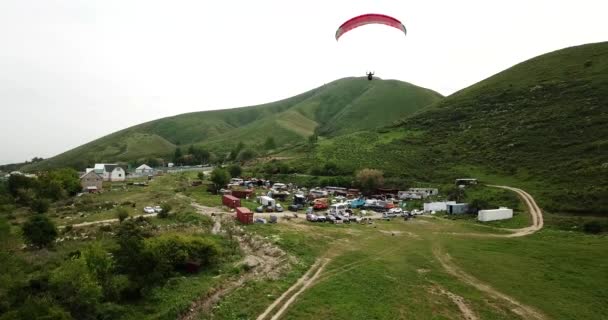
[28, 78, 442, 170]
[311, 42, 608, 214]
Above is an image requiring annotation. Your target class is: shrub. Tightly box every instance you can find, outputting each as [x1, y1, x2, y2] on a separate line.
[583, 220, 603, 234]
[21, 214, 58, 248]
[49, 258, 102, 319]
[116, 208, 129, 223]
[31, 198, 50, 214]
[144, 234, 221, 278]
[355, 169, 384, 194]
[158, 203, 172, 219]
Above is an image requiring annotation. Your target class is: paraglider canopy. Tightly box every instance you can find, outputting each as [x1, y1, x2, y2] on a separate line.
[335, 14, 407, 41]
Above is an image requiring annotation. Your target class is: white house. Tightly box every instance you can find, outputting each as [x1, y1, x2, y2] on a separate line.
[92, 163, 126, 182]
[135, 164, 154, 175]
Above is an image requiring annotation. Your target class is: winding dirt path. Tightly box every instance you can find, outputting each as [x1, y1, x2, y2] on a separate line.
[256, 258, 330, 320]
[432, 186, 549, 319]
[429, 284, 479, 320]
[434, 247, 547, 320]
[487, 185, 544, 237]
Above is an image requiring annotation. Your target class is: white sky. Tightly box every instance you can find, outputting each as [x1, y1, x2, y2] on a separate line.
[0, 0, 606, 165]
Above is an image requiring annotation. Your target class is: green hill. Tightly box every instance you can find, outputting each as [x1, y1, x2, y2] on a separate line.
[311, 42, 608, 215]
[27, 77, 442, 170]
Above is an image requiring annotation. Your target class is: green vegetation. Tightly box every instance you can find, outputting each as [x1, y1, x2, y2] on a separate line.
[21, 214, 58, 248]
[306, 42, 608, 216]
[25, 78, 441, 170]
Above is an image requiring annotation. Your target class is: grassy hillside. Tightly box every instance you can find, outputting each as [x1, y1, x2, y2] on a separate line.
[26, 78, 441, 170]
[310, 42, 608, 215]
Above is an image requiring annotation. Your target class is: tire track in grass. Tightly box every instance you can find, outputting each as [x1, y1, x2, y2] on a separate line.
[433, 247, 548, 320]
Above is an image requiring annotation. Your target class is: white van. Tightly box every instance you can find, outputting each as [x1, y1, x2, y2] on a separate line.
[328, 203, 348, 216]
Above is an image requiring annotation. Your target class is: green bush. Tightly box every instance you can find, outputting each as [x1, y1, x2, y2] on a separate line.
[49, 258, 102, 320]
[144, 234, 221, 278]
[583, 221, 603, 234]
[31, 198, 50, 213]
[21, 214, 58, 248]
[116, 207, 129, 223]
[159, 203, 172, 219]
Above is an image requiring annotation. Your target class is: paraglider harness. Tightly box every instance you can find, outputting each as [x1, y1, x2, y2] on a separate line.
[366, 71, 375, 81]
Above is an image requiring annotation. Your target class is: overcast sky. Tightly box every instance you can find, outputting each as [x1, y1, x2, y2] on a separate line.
[1, 0, 606, 165]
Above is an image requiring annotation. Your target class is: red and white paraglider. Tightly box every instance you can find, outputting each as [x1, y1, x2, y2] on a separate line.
[335, 14, 407, 80]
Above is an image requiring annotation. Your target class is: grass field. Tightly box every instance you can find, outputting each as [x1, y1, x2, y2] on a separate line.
[221, 216, 608, 320]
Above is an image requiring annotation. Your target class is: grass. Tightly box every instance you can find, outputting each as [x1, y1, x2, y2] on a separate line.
[25, 77, 441, 171]
[210, 215, 607, 320]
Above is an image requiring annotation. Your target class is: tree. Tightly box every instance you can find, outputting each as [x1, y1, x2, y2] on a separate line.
[173, 147, 183, 164]
[228, 165, 242, 178]
[355, 169, 384, 194]
[49, 258, 103, 319]
[21, 214, 58, 248]
[263, 137, 276, 150]
[116, 207, 129, 223]
[30, 198, 50, 213]
[229, 142, 245, 161]
[197, 172, 205, 181]
[210, 168, 230, 193]
[308, 133, 318, 146]
[158, 203, 171, 219]
[237, 149, 257, 162]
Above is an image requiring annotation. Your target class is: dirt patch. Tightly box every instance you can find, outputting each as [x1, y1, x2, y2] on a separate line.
[380, 230, 402, 236]
[179, 203, 291, 320]
[417, 268, 431, 274]
[433, 247, 547, 320]
[429, 284, 479, 320]
[257, 258, 329, 320]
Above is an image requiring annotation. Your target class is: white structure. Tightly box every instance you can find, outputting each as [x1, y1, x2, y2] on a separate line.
[398, 191, 423, 200]
[272, 183, 287, 191]
[408, 188, 439, 198]
[478, 207, 513, 222]
[423, 201, 456, 212]
[91, 164, 126, 182]
[135, 164, 154, 175]
[258, 196, 276, 207]
[328, 203, 348, 215]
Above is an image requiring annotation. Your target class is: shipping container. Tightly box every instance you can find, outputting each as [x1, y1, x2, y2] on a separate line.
[478, 207, 513, 222]
[222, 195, 241, 208]
[236, 207, 253, 224]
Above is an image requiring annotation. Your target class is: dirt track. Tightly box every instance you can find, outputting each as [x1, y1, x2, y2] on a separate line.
[487, 185, 544, 237]
[434, 248, 547, 320]
[432, 186, 548, 319]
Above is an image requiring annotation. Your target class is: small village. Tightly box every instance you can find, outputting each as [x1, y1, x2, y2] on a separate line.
[49, 162, 516, 228]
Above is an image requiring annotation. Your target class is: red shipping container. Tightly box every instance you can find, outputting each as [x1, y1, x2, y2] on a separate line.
[236, 207, 253, 225]
[222, 195, 241, 208]
[232, 189, 254, 199]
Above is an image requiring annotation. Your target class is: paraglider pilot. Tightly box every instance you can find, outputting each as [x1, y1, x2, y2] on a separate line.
[366, 71, 375, 81]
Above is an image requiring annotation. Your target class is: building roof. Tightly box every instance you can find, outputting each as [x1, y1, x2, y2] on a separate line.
[80, 170, 102, 179]
[136, 164, 153, 170]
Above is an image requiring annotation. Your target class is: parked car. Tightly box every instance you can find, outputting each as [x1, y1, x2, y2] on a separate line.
[255, 217, 267, 224]
[388, 208, 403, 214]
[288, 204, 302, 212]
[143, 206, 155, 214]
[316, 215, 327, 222]
[275, 204, 284, 212]
[153, 206, 163, 213]
[306, 214, 318, 222]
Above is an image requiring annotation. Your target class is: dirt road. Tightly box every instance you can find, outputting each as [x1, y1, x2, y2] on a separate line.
[59, 213, 157, 228]
[180, 200, 291, 320]
[432, 186, 548, 319]
[487, 185, 544, 237]
[434, 247, 547, 320]
[256, 258, 330, 320]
